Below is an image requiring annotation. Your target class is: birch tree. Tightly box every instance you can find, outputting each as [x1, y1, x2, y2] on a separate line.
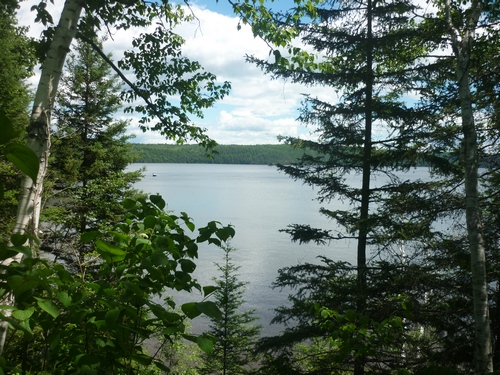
[13, 0, 82, 249]
[441, 0, 493, 372]
[0, 0, 83, 354]
[13, 0, 229, 247]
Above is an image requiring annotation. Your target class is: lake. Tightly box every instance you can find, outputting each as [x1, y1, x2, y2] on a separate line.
[128, 163, 430, 335]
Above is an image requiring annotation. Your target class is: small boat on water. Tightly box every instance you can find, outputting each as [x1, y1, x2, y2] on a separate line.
[153, 173, 157, 177]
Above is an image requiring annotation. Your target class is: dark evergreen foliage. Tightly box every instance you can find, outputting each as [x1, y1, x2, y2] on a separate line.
[199, 245, 261, 375]
[0, 6, 35, 243]
[44, 37, 142, 270]
[256, 254, 477, 373]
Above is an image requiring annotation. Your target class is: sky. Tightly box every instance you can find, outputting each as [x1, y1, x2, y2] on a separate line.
[16, 1, 333, 145]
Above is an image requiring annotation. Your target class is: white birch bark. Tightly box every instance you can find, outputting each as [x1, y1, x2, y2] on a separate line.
[444, 0, 493, 373]
[0, 0, 83, 355]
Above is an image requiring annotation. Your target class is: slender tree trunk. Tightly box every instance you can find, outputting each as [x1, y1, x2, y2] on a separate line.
[444, 0, 493, 373]
[462, 64, 493, 375]
[354, 0, 373, 374]
[0, 0, 83, 355]
[14, 0, 83, 238]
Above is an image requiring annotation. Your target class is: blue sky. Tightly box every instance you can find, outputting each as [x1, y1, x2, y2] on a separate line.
[18, 1, 333, 145]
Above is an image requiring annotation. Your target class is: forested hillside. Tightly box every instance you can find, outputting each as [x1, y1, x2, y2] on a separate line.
[131, 143, 307, 164]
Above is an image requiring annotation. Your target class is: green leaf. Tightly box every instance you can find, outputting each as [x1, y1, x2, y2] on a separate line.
[144, 215, 157, 229]
[197, 334, 215, 355]
[150, 194, 166, 209]
[154, 361, 170, 372]
[7, 275, 40, 296]
[123, 198, 136, 209]
[0, 246, 19, 261]
[149, 303, 181, 322]
[196, 301, 222, 321]
[3, 236, 32, 259]
[105, 309, 120, 326]
[0, 310, 33, 336]
[36, 299, 60, 319]
[273, 49, 282, 63]
[182, 333, 197, 343]
[13, 246, 32, 258]
[12, 308, 34, 321]
[208, 238, 222, 247]
[203, 285, 218, 297]
[103, 288, 117, 296]
[75, 354, 100, 367]
[4, 143, 39, 182]
[179, 259, 196, 273]
[10, 233, 28, 247]
[181, 212, 195, 231]
[225, 225, 236, 238]
[48, 331, 62, 351]
[215, 228, 231, 241]
[95, 240, 126, 262]
[181, 302, 202, 319]
[56, 291, 72, 307]
[131, 353, 153, 366]
[95, 338, 106, 348]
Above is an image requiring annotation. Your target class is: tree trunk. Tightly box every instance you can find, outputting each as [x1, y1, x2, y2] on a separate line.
[460, 59, 494, 375]
[0, 0, 83, 355]
[445, 0, 493, 373]
[354, 0, 373, 373]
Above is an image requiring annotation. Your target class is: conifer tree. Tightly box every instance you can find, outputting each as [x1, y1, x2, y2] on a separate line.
[236, 0, 439, 372]
[45, 36, 142, 269]
[0, 4, 35, 242]
[233, 0, 500, 372]
[199, 245, 261, 375]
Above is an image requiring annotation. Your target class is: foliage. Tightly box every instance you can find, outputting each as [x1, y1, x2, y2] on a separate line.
[0, 5, 36, 241]
[2, 0, 234, 365]
[12, 0, 232, 247]
[131, 144, 311, 165]
[0, 112, 39, 196]
[0, 194, 235, 374]
[43, 36, 143, 269]
[199, 245, 261, 375]
[77, 0, 231, 150]
[236, 1, 437, 373]
[255, 256, 477, 374]
[160, 330, 203, 375]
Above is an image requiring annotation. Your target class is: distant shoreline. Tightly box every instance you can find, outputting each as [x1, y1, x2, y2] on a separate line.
[130, 143, 459, 168]
[130, 143, 306, 165]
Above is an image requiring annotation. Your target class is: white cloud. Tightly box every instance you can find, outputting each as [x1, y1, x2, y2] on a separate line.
[205, 110, 302, 144]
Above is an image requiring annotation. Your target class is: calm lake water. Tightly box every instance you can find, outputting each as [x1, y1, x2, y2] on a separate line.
[128, 163, 431, 335]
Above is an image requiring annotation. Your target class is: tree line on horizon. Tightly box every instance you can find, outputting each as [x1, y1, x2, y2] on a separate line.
[131, 143, 493, 167]
[130, 144, 308, 165]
